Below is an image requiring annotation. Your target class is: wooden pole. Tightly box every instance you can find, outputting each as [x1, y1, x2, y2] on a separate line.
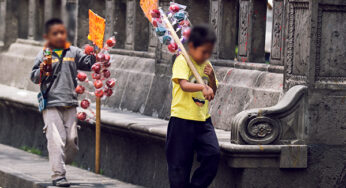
[95, 97, 101, 174]
[160, 10, 205, 85]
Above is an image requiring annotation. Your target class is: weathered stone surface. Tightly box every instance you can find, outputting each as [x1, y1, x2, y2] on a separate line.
[270, 0, 285, 65]
[218, 0, 238, 60]
[0, 144, 143, 188]
[238, 0, 267, 63]
[0, 84, 307, 188]
[0, 40, 283, 131]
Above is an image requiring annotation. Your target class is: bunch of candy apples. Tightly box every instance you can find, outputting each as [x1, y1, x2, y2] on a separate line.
[75, 37, 117, 122]
[151, 2, 191, 54]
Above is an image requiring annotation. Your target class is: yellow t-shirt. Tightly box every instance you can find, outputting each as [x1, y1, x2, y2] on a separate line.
[171, 55, 218, 122]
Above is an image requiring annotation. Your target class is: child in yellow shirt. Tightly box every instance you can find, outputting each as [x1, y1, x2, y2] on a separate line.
[166, 25, 220, 188]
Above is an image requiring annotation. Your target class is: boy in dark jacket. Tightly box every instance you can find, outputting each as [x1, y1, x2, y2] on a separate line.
[30, 18, 95, 187]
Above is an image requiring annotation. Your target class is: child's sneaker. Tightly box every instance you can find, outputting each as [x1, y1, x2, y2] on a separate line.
[52, 177, 71, 187]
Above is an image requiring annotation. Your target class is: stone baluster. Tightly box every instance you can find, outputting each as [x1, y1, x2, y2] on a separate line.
[62, 0, 78, 44]
[237, 0, 267, 63]
[44, 0, 53, 22]
[148, 24, 157, 53]
[210, 0, 238, 60]
[270, 0, 286, 65]
[0, 0, 6, 47]
[105, 0, 115, 41]
[28, 0, 37, 40]
[125, 0, 136, 50]
[209, 0, 221, 58]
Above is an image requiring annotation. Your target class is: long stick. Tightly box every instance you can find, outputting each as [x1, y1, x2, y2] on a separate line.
[95, 97, 101, 174]
[160, 10, 205, 85]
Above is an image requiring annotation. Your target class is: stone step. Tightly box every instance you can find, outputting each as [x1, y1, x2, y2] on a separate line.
[0, 144, 144, 188]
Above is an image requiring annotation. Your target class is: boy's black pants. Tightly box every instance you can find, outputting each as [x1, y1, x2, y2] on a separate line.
[165, 117, 220, 188]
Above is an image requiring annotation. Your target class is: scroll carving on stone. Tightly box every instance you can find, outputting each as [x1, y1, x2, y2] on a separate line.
[231, 85, 307, 145]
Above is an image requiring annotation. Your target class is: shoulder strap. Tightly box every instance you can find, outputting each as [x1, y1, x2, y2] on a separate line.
[42, 50, 67, 97]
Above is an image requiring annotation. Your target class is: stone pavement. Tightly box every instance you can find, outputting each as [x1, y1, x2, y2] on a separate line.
[0, 144, 144, 188]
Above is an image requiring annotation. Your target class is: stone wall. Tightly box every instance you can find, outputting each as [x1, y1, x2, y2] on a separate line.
[0, 0, 346, 188]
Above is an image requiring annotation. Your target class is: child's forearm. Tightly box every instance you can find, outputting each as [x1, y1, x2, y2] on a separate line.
[179, 79, 205, 92]
[208, 75, 217, 93]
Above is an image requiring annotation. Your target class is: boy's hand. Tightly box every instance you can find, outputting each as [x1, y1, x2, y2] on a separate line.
[39, 62, 46, 72]
[202, 85, 214, 101]
[204, 64, 214, 78]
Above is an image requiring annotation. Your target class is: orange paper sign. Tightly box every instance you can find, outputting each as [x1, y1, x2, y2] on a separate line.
[88, 10, 105, 49]
[140, 0, 158, 22]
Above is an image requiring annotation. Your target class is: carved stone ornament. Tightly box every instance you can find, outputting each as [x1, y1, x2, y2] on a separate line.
[231, 85, 307, 145]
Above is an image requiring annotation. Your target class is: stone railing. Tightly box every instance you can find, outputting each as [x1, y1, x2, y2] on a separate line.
[0, 0, 286, 68]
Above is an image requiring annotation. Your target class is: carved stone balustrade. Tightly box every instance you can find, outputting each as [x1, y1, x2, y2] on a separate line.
[228, 85, 308, 168]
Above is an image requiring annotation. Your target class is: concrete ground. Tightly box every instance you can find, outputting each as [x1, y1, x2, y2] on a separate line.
[0, 144, 143, 188]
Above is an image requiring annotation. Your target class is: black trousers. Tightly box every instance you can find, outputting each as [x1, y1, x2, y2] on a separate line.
[165, 117, 220, 188]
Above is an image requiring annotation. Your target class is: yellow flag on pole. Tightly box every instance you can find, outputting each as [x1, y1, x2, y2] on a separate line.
[140, 0, 158, 22]
[88, 9, 105, 49]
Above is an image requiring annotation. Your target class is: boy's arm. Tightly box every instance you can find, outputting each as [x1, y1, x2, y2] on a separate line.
[30, 53, 43, 84]
[179, 79, 214, 100]
[75, 47, 96, 71]
[172, 56, 214, 100]
[204, 63, 218, 93]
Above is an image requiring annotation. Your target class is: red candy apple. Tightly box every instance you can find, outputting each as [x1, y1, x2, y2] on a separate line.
[104, 87, 113, 97]
[77, 112, 87, 121]
[152, 18, 162, 27]
[93, 80, 103, 89]
[104, 61, 111, 68]
[92, 73, 101, 80]
[183, 28, 191, 38]
[168, 43, 178, 53]
[75, 85, 85, 94]
[84, 45, 94, 55]
[106, 37, 116, 47]
[94, 89, 104, 98]
[96, 53, 105, 62]
[179, 20, 190, 27]
[77, 72, 87, 82]
[104, 54, 110, 63]
[169, 5, 180, 13]
[106, 79, 116, 88]
[102, 69, 111, 78]
[150, 9, 160, 18]
[80, 99, 90, 109]
[91, 63, 101, 73]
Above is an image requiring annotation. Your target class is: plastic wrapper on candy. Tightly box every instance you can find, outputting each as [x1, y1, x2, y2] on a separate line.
[77, 72, 87, 82]
[77, 112, 87, 121]
[80, 99, 90, 109]
[155, 27, 167, 37]
[168, 42, 178, 53]
[162, 35, 172, 45]
[75, 85, 85, 94]
[106, 36, 116, 48]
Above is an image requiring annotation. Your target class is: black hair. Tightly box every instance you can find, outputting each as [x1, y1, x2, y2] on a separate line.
[188, 24, 217, 48]
[45, 18, 64, 33]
